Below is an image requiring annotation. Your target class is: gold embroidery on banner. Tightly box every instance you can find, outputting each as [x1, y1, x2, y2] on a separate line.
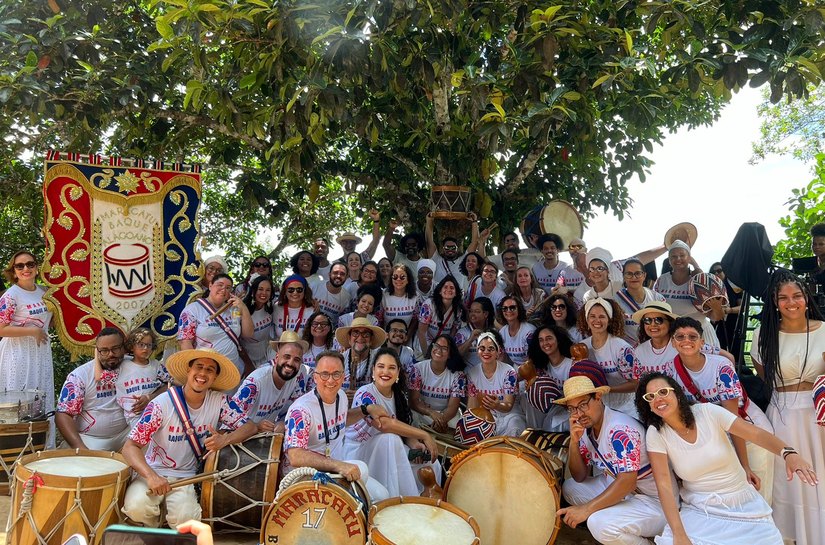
[114, 170, 140, 193]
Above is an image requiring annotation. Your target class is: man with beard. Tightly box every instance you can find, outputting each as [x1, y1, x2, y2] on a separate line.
[486, 231, 541, 270]
[121, 349, 254, 528]
[335, 317, 387, 396]
[424, 212, 482, 284]
[554, 376, 668, 545]
[532, 233, 568, 294]
[384, 318, 417, 379]
[383, 220, 425, 281]
[225, 331, 312, 436]
[56, 327, 131, 450]
[284, 350, 391, 501]
[313, 237, 332, 281]
[498, 248, 520, 292]
[311, 262, 351, 325]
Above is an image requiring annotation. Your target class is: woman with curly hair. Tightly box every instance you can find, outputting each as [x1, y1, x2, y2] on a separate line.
[579, 297, 640, 416]
[458, 251, 484, 292]
[417, 275, 466, 352]
[455, 296, 496, 367]
[534, 291, 583, 342]
[272, 274, 315, 337]
[301, 311, 333, 369]
[382, 264, 418, 330]
[636, 372, 816, 545]
[345, 348, 440, 496]
[751, 269, 825, 544]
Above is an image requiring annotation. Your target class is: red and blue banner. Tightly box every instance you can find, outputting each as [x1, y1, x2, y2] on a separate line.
[42, 151, 203, 357]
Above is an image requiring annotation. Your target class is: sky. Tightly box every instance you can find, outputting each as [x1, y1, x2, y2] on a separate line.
[252, 86, 814, 271]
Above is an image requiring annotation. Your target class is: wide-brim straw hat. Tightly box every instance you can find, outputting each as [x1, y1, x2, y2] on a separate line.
[553, 376, 610, 406]
[166, 348, 240, 392]
[664, 222, 698, 249]
[631, 301, 680, 325]
[335, 317, 387, 349]
[336, 232, 363, 245]
[269, 330, 310, 353]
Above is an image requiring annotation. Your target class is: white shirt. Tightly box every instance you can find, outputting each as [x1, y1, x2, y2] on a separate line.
[382, 292, 418, 326]
[532, 260, 568, 294]
[614, 288, 665, 347]
[499, 322, 536, 366]
[178, 300, 244, 373]
[115, 357, 171, 425]
[466, 362, 518, 420]
[411, 359, 467, 412]
[346, 382, 396, 444]
[57, 360, 128, 438]
[242, 307, 275, 366]
[653, 272, 705, 321]
[464, 277, 506, 309]
[283, 389, 348, 473]
[434, 252, 467, 284]
[226, 363, 311, 426]
[311, 282, 352, 325]
[272, 304, 311, 337]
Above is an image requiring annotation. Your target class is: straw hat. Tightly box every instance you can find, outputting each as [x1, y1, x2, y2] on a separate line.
[631, 301, 680, 325]
[335, 317, 387, 349]
[664, 222, 697, 249]
[166, 349, 240, 392]
[553, 376, 610, 406]
[336, 232, 363, 245]
[269, 330, 310, 353]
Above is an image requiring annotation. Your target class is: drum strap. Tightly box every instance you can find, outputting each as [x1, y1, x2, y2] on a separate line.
[435, 307, 456, 338]
[315, 389, 341, 457]
[616, 288, 643, 315]
[586, 429, 653, 484]
[168, 386, 205, 459]
[673, 355, 750, 420]
[197, 298, 244, 350]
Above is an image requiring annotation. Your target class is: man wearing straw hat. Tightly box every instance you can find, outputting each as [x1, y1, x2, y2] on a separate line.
[225, 331, 312, 437]
[554, 376, 668, 545]
[121, 348, 254, 528]
[334, 209, 382, 262]
[335, 316, 387, 394]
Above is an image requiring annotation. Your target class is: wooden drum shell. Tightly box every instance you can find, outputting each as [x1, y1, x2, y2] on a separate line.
[368, 496, 480, 545]
[0, 420, 49, 494]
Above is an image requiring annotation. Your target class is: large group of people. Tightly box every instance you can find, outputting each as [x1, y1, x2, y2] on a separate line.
[0, 216, 823, 545]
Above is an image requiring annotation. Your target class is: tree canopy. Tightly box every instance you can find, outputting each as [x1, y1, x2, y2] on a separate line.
[1, 0, 824, 258]
[751, 82, 825, 165]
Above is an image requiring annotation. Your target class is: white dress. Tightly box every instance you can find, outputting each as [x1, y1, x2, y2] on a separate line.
[647, 403, 782, 545]
[751, 324, 825, 545]
[582, 335, 640, 417]
[0, 284, 55, 445]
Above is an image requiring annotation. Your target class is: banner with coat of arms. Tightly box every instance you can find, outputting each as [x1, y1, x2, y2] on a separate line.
[42, 151, 203, 358]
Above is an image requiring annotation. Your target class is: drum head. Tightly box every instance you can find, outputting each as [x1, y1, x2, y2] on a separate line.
[444, 438, 560, 545]
[261, 480, 366, 545]
[520, 201, 583, 250]
[370, 497, 480, 545]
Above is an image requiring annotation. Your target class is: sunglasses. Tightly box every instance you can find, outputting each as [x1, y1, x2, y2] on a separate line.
[501, 305, 518, 312]
[252, 261, 270, 268]
[13, 261, 37, 270]
[550, 304, 566, 311]
[286, 287, 305, 294]
[391, 275, 407, 280]
[642, 387, 675, 402]
[641, 316, 666, 325]
[568, 244, 584, 251]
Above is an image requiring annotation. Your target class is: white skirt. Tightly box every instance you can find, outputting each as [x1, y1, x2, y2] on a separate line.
[345, 433, 441, 498]
[655, 486, 782, 545]
[766, 391, 825, 545]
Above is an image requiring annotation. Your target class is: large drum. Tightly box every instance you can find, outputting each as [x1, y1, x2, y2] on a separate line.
[443, 437, 561, 545]
[7, 449, 130, 545]
[520, 428, 570, 481]
[520, 200, 583, 248]
[261, 470, 369, 545]
[200, 432, 283, 532]
[431, 186, 472, 220]
[368, 496, 480, 545]
[0, 389, 48, 494]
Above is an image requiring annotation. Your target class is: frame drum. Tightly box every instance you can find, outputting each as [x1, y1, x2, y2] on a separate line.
[261, 473, 368, 545]
[200, 432, 283, 532]
[520, 201, 583, 249]
[368, 496, 480, 545]
[443, 437, 561, 545]
[8, 449, 130, 545]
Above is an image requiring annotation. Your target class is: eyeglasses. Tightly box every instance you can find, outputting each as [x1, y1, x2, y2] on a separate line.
[389, 328, 407, 335]
[286, 287, 305, 294]
[550, 304, 566, 311]
[566, 397, 593, 414]
[641, 316, 666, 325]
[568, 244, 584, 251]
[351, 330, 372, 338]
[252, 261, 270, 268]
[673, 333, 701, 342]
[135, 342, 154, 350]
[501, 305, 518, 312]
[97, 345, 124, 356]
[623, 271, 644, 278]
[642, 387, 675, 402]
[477, 345, 498, 353]
[391, 275, 407, 280]
[710, 268, 723, 274]
[13, 261, 37, 270]
[588, 266, 608, 273]
[431, 344, 449, 353]
[315, 371, 344, 381]
[444, 245, 458, 251]
[311, 322, 331, 329]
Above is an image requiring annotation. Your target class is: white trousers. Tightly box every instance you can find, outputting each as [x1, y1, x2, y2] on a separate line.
[348, 434, 441, 497]
[563, 474, 666, 545]
[58, 427, 130, 452]
[122, 475, 201, 528]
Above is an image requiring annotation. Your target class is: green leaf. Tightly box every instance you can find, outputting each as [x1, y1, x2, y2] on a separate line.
[591, 74, 611, 88]
[25, 50, 37, 67]
[239, 72, 257, 89]
[156, 18, 174, 39]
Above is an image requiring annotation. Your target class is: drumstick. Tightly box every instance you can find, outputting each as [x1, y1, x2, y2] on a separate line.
[208, 291, 245, 320]
[486, 222, 498, 232]
[145, 469, 228, 496]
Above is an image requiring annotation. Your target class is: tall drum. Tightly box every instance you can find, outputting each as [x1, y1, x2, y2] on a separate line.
[443, 437, 561, 545]
[200, 432, 283, 532]
[0, 389, 48, 494]
[7, 449, 130, 545]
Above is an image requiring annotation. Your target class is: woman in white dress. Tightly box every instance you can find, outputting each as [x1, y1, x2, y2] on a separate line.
[409, 334, 467, 432]
[751, 270, 825, 545]
[272, 274, 315, 337]
[241, 275, 276, 367]
[497, 295, 536, 367]
[0, 251, 54, 443]
[578, 297, 640, 417]
[466, 331, 526, 437]
[346, 348, 439, 497]
[636, 372, 817, 545]
[300, 311, 333, 369]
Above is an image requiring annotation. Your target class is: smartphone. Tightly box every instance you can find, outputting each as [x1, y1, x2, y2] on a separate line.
[102, 525, 197, 545]
[63, 535, 88, 545]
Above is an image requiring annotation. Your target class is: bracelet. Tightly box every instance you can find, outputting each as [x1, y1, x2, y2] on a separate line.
[360, 404, 370, 416]
[781, 447, 797, 460]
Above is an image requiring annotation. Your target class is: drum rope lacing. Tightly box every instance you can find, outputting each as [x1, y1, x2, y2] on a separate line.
[276, 467, 365, 514]
[0, 421, 44, 481]
[446, 436, 560, 478]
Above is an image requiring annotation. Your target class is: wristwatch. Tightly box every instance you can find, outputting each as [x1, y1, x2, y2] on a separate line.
[360, 404, 370, 416]
[780, 446, 797, 459]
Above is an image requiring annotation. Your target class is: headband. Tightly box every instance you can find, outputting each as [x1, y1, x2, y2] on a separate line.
[283, 274, 308, 288]
[477, 332, 500, 351]
[667, 240, 691, 254]
[584, 297, 613, 319]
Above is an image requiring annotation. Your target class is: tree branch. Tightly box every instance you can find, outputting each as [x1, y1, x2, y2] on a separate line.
[502, 131, 550, 197]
